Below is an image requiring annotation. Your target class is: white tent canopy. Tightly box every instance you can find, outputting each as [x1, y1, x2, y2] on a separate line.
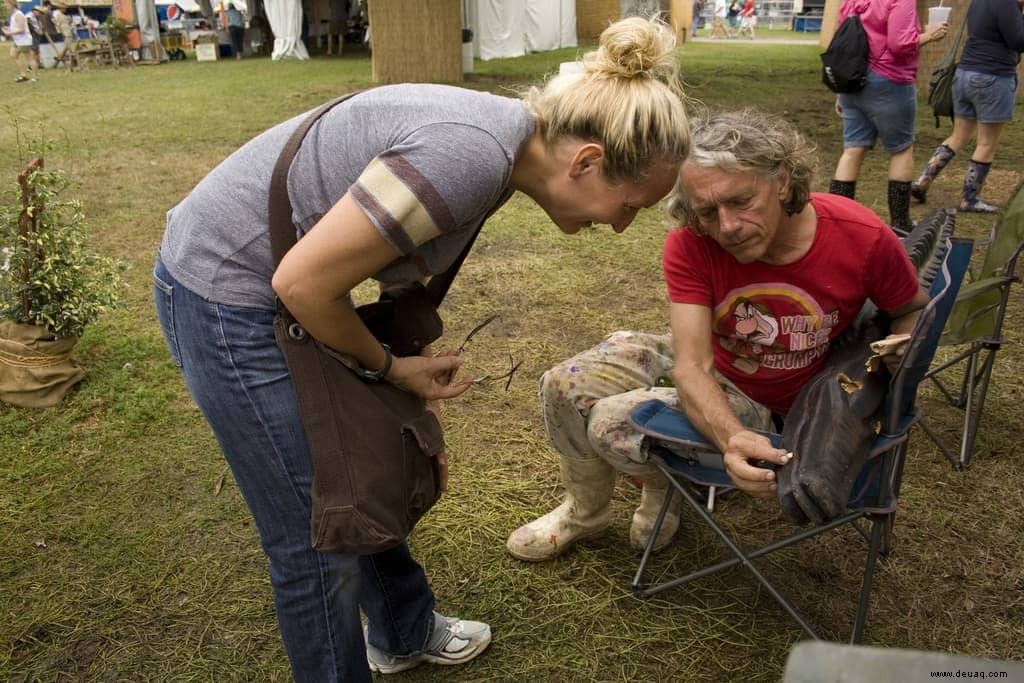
[137, 0, 169, 60]
[265, 0, 308, 59]
[468, 0, 577, 61]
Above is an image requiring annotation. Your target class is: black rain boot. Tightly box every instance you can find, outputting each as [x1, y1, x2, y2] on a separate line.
[887, 180, 914, 232]
[960, 160, 999, 213]
[829, 179, 856, 199]
[911, 144, 955, 204]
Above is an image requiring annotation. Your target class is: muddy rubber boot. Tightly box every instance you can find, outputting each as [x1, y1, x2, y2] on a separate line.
[960, 159, 999, 213]
[829, 179, 857, 200]
[628, 474, 681, 552]
[506, 456, 616, 562]
[911, 144, 955, 204]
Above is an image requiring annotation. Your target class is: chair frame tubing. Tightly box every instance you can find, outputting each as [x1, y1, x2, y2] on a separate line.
[922, 340, 1000, 469]
[922, 234, 1021, 469]
[630, 442, 909, 644]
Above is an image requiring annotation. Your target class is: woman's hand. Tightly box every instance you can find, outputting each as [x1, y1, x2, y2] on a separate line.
[386, 351, 472, 401]
[921, 21, 949, 45]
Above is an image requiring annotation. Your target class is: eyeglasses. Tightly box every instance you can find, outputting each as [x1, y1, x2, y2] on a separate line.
[456, 315, 521, 392]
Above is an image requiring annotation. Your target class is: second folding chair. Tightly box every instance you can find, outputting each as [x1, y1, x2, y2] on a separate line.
[921, 180, 1024, 469]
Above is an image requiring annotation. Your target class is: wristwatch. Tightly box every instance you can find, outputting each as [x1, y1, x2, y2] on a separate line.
[353, 344, 393, 383]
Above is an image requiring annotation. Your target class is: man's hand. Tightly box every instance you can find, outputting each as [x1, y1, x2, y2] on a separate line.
[723, 430, 792, 499]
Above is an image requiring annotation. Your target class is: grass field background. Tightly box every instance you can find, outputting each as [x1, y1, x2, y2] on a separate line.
[1, 39, 1022, 681]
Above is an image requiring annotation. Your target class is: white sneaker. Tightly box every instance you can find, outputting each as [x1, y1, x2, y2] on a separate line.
[367, 615, 492, 674]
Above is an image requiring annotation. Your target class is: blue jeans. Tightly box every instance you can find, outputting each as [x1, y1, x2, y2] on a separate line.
[153, 255, 436, 682]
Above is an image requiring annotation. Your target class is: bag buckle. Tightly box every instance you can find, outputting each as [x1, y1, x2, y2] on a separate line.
[287, 323, 308, 341]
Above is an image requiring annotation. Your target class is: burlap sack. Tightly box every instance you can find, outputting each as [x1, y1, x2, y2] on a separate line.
[0, 320, 86, 408]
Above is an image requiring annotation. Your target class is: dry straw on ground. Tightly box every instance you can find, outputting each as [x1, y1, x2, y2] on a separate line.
[0, 38, 1021, 682]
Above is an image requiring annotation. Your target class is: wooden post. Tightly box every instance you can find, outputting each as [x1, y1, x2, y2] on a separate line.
[669, 0, 693, 43]
[576, 0, 621, 43]
[819, 0, 841, 48]
[366, 0, 461, 84]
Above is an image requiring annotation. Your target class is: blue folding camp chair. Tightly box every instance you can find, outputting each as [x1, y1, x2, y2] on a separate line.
[628, 236, 974, 644]
[921, 181, 1024, 469]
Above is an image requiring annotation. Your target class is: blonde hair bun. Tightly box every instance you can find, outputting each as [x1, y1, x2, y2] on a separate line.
[585, 17, 680, 86]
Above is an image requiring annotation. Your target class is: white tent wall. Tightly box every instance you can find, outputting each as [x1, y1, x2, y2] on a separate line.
[559, 0, 576, 46]
[266, 0, 308, 59]
[468, 0, 576, 61]
[136, 0, 169, 60]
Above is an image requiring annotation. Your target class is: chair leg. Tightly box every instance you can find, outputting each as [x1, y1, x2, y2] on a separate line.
[921, 418, 961, 469]
[630, 483, 675, 594]
[851, 514, 886, 644]
[960, 347, 997, 469]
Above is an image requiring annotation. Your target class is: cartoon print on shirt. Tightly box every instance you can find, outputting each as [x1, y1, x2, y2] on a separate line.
[721, 298, 781, 374]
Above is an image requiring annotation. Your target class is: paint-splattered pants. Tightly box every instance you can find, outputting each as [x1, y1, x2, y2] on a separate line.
[540, 331, 773, 477]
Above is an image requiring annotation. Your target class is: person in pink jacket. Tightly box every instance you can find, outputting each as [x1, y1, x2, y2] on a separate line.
[828, 0, 948, 230]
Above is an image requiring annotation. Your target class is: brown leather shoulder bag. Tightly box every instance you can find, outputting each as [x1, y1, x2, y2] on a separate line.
[268, 92, 482, 554]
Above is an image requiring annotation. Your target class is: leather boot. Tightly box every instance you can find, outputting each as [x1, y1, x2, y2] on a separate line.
[911, 144, 955, 203]
[628, 474, 682, 552]
[506, 455, 616, 562]
[960, 159, 999, 213]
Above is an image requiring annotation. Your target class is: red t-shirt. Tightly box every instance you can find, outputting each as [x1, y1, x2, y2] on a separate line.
[662, 192, 919, 415]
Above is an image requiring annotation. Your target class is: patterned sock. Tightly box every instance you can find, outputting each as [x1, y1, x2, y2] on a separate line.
[888, 180, 913, 230]
[829, 179, 856, 199]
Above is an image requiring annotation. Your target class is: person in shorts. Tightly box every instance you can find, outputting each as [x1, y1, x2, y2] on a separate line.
[3, 0, 38, 82]
[828, 0, 948, 230]
[912, 0, 1024, 213]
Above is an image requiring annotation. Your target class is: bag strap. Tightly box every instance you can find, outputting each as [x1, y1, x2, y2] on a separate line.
[268, 90, 488, 309]
[938, 14, 968, 66]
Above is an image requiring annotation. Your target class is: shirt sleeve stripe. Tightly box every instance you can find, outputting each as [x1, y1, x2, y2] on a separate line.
[350, 182, 416, 255]
[378, 152, 456, 235]
[354, 156, 443, 248]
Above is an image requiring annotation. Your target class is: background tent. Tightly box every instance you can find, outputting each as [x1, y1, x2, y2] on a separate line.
[136, 0, 169, 60]
[468, 0, 577, 61]
[265, 0, 307, 59]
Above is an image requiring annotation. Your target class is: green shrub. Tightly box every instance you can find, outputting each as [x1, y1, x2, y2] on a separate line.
[0, 163, 124, 339]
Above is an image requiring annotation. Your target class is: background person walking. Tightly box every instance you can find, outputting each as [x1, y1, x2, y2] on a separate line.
[828, 0, 948, 230]
[3, 0, 38, 82]
[911, 0, 1024, 212]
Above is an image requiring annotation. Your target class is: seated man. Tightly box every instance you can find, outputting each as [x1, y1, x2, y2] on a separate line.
[506, 109, 929, 562]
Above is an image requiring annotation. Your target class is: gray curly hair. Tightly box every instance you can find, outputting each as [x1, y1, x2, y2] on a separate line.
[666, 108, 818, 226]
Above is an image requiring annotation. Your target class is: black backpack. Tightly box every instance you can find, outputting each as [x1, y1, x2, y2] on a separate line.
[821, 15, 869, 94]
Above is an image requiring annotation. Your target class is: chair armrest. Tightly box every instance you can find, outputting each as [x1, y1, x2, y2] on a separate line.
[628, 400, 783, 451]
[955, 274, 1015, 301]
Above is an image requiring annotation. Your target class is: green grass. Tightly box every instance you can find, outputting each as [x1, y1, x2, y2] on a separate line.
[1, 42, 1023, 681]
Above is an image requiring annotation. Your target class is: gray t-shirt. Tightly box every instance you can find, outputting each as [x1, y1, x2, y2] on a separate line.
[160, 84, 535, 309]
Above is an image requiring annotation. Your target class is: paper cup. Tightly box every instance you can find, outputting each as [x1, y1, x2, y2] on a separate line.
[928, 6, 951, 25]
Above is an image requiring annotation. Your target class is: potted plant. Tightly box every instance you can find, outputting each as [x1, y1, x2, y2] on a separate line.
[0, 158, 124, 407]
